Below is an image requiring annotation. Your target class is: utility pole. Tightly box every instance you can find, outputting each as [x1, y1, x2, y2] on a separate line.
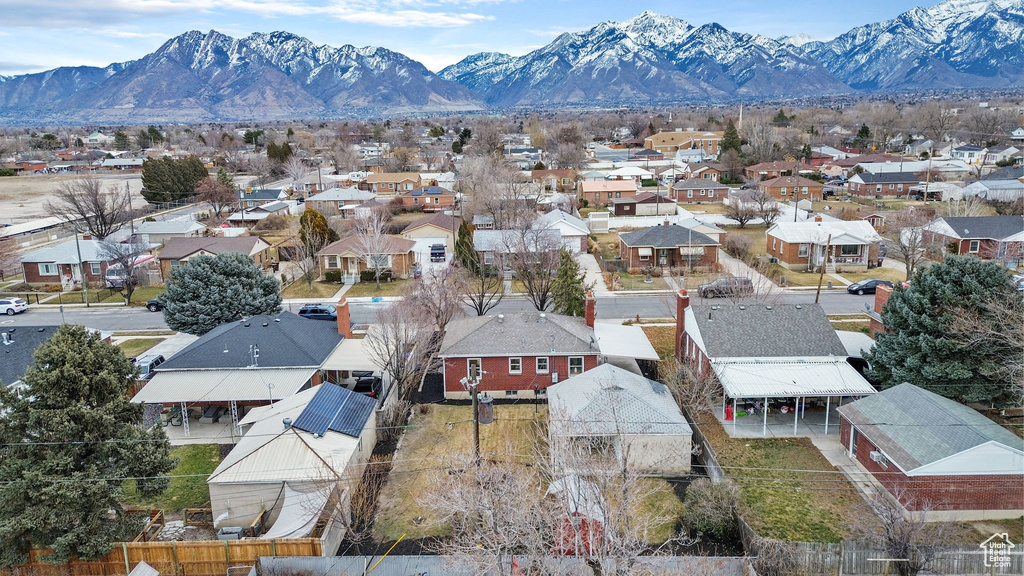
[73, 228, 90, 307]
[815, 234, 832, 304]
[125, 180, 135, 239]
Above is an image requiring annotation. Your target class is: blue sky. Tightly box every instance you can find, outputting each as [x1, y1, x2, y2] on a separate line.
[0, 0, 933, 76]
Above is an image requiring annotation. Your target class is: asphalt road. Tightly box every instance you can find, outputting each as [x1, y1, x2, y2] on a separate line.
[3, 290, 874, 331]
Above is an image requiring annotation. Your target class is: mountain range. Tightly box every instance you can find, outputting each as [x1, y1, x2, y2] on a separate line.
[0, 0, 1021, 123]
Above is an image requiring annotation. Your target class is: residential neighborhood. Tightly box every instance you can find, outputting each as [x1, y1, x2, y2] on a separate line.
[0, 84, 1023, 576]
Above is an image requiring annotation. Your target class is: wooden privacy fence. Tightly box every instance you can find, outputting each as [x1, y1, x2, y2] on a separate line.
[682, 407, 725, 484]
[1, 539, 322, 576]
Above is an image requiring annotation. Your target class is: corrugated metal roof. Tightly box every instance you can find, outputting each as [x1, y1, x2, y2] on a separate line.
[714, 360, 876, 399]
[131, 368, 315, 403]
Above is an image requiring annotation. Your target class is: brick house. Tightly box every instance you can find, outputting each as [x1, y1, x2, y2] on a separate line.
[401, 213, 461, 254]
[157, 236, 272, 280]
[643, 131, 723, 156]
[846, 172, 918, 197]
[438, 305, 603, 399]
[670, 179, 729, 203]
[866, 284, 893, 338]
[765, 219, 881, 271]
[304, 187, 376, 214]
[920, 216, 1024, 265]
[317, 234, 416, 280]
[619, 224, 719, 269]
[237, 188, 287, 209]
[397, 186, 457, 212]
[579, 180, 638, 206]
[757, 175, 824, 201]
[838, 383, 1023, 516]
[611, 192, 676, 216]
[20, 237, 115, 286]
[531, 169, 577, 192]
[364, 172, 421, 196]
[743, 161, 813, 181]
[683, 163, 724, 182]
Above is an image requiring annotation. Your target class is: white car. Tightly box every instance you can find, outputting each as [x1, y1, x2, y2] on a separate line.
[0, 297, 28, 315]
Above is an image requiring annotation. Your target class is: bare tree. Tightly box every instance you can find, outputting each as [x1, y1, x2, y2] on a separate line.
[407, 265, 466, 332]
[0, 237, 19, 281]
[882, 210, 941, 280]
[194, 176, 236, 217]
[917, 102, 956, 151]
[99, 241, 149, 305]
[871, 103, 903, 152]
[364, 299, 435, 403]
[960, 107, 1008, 147]
[469, 118, 505, 158]
[283, 156, 311, 193]
[352, 208, 392, 289]
[326, 140, 359, 174]
[724, 198, 757, 228]
[748, 190, 781, 226]
[460, 265, 504, 316]
[741, 115, 781, 163]
[504, 229, 561, 311]
[948, 291, 1024, 403]
[852, 486, 955, 576]
[248, 154, 272, 190]
[46, 177, 131, 240]
[945, 195, 985, 217]
[661, 359, 722, 415]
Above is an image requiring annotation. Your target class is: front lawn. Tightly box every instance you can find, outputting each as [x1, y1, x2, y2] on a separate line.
[373, 403, 546, 541]
[641, 325, 676, 361]
[117, 338, 165, 359]
[609, 273, 670, 291]
[122, 444, 222, 513]
[695, 413, 876, 542]
[839, 267, 907, 284]
[721, 225, 769, 259]
[344, 279, 411, 298]
[281, 279, 343, 299]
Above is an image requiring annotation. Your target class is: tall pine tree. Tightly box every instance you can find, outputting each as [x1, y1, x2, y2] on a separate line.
[552, 248, 590, 317]
[455, 218, 477, 270]
[721, 119, 742, 154]
[0, 325, 175, 566]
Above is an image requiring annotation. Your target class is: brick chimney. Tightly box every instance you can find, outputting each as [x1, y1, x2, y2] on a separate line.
[868, 284, 893, 338]
[336, 297, 352, 338]
[675, 289, 690, 360]
[584, 291, 596, 328]
[81, 234, 92, 240]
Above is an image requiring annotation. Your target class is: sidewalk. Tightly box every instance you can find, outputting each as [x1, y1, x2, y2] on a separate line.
[810, 435, 887, 504]
[716, 252, 775, 295]
[577, 253, 613, 297]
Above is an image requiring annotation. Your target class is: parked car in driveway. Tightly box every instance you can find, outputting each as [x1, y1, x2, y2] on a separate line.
[697, 277, 754, 298]
[846, 279, 893, 295]
[298, 303, 337, 320]
[0, 297, 27, 315]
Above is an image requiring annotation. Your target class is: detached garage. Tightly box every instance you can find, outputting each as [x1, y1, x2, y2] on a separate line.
[838, 383, 1024, 519]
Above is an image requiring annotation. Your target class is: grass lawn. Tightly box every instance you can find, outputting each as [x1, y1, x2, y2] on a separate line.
[839, 268, 907, 284]
[46, 286, 165, 306]
[641, 325, 676, 361]
[611, 273, 670, 291]
[636, 478, 686, 544]
[122, 444, 222, 513]
[767, 264, 830, 287]
[829, 314, 871, 334]
[687, 202, 730, 215]
[695, 413, 876, 542]
[344, 279, 411, 298]
[117, 338, 165, 358]
[593, 232, 621, 260]
[281, 279, 342, 299]
[373, 404, 547, 541]
[721, 225, 769, 259]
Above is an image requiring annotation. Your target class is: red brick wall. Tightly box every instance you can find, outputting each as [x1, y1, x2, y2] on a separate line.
[23, 261, 107, 285]
[840, 419, 1024, 511]
[443, 354, 599, 394]
[620, 245, 718, 269]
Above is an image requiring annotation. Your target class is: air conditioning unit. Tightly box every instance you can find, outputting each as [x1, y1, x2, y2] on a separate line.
[551, 372, 559, 384]
[869, 451, 884, 463]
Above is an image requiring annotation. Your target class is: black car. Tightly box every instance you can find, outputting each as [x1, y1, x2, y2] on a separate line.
[146, 299, 164, 312]
[847, 279, 893, 295]
[298, 303, 337, 320]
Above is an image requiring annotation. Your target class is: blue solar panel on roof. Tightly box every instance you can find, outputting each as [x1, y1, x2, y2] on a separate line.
[411, 190, 423, 196]
[292, 383, 376, 438]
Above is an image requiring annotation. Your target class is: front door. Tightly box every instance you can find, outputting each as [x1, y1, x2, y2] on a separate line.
[657, 249, 669, 266]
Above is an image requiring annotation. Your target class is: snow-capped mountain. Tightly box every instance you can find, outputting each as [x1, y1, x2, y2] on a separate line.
[0, 30, 481, 123]
[779, 34, 818, 48]
[439, 11, 851, 106]
[803, 0, 1024, 89]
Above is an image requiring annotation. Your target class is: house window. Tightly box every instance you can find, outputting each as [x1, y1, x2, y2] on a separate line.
[708, 191, 715, 199]
[467, 358, 482, 379]
[889, 184, 895, 190]
[366, 254, 390, 268]
[89, 262, 101, 275]
[802, 187, 809, 195]
[780, 187, 787, 195]
[38, 263, 58, 276]
[608, 192, 613, 199]
[615, 192, 621, 198]
[798, 244, 809, 257]
[897, 184, 903, 191]
[772, 238, 777, 251]
[699, 189, 705, 196]
[433, 197, 439, 204]
[687, 190, 693, 198]
[170, 260, 181, 268]
[509, 357, 522, 374]
[968, 240, 980, 253]
[569, 356, 584, 375]
[536, 357, 549, 374]
[483, 252, 493, 265]
[506, 390, 519, 396]
[840, 244, 862, 256]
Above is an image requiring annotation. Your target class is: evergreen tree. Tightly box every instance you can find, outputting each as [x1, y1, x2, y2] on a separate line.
[454, 219, 477, 270]
[160, 252, 282, 335]
[299, 208, 338, 253]
[801, 143, 812, 160]
[866, 256, 1022, 405]
[720, 119, 742, 154]
[533, 160, 546, 171]
[147, 126, 164, 144]
[112, 131, 130, 151]
[853, 124, 872, 149]
[551, 248, 590, 317]
[0, 325, 175, 566]
[772, 109, 791, 126]
[140, 156, 208, 204]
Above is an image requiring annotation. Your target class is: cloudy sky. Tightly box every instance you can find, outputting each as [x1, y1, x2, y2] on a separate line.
[0, 0, 931, 76]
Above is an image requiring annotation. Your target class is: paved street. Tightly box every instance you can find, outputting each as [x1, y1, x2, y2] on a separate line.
[4, 290, 875, 331]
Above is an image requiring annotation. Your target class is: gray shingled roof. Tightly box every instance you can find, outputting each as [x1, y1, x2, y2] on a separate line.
[439, 311, 597, 357]
[690, 303, 847, 358]
[21, 239, 112, 263]
[939, 216, 1024, 240]
[836, 383, 1023, 471]
[158, 236, 265, 260]
[619, 225, 718, 248]
[158, 312, 342, 370]
[0, 325, 61, 386]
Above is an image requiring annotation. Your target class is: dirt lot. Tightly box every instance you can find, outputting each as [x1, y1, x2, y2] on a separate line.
[0, 173, 148, 224]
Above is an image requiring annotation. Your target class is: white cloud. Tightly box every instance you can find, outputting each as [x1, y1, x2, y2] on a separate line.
[526, 26, 581, 38]
[97, 29, 170, 38]
[327, 6, 492, 27]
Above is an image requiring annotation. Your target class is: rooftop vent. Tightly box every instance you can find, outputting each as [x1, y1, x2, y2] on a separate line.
[539, 313, 546, 323]
[497, 314, 504, 323]
[765, 305, 773, 310]
[262, 322, 269, 327]
[283, 418, 292, 430]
